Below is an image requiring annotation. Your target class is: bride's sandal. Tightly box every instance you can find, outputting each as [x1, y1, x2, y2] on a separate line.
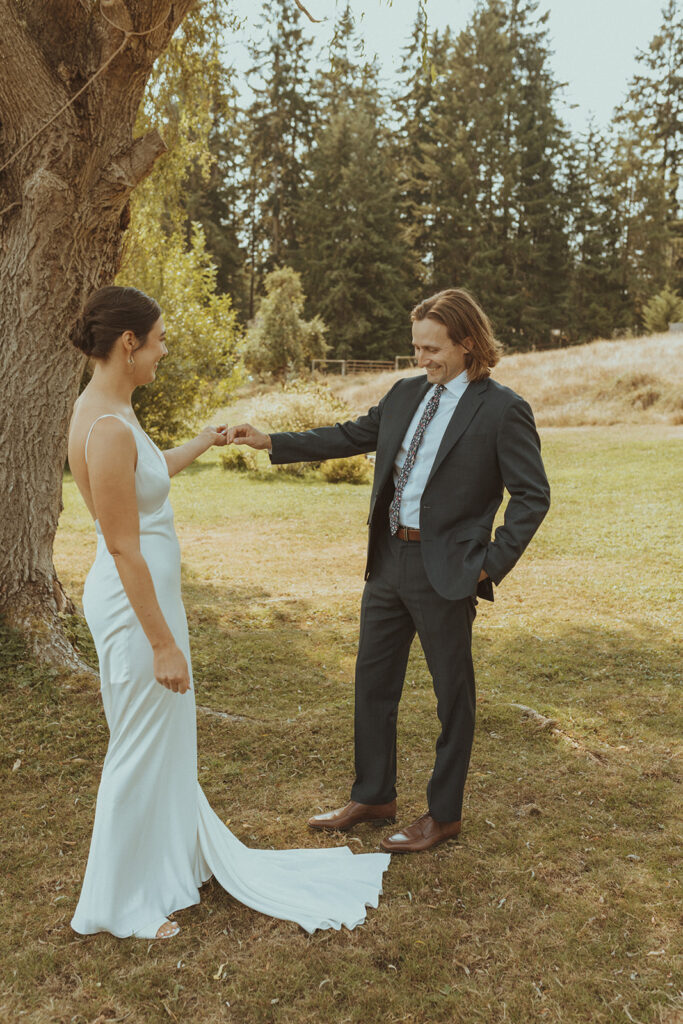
[133, 917, 180, 940]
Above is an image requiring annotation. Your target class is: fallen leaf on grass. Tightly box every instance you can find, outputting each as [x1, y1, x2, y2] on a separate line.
[12, 759, 21, 772]
[213, 961, 229, 980]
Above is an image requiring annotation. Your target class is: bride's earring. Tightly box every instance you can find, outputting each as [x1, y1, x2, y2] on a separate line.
[128, 354, 135, 368]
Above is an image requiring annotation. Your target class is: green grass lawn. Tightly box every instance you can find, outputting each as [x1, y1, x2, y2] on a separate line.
[1, 426, 681, 1024]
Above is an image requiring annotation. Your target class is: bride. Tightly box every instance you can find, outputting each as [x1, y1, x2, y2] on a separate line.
[67, 285, 390, 940]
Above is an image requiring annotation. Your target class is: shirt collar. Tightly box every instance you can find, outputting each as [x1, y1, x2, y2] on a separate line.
[441, 369, 469, 396]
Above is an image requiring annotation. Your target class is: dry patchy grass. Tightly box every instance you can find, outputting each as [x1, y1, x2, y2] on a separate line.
[320, 333, 683, 428]
[1, 426, 681, 1024]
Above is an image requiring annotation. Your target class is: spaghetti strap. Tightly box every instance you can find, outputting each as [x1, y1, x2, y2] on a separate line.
[84, 414, 132, 465]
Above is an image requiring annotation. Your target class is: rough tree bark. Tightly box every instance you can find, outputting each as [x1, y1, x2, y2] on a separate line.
[0, 0, 196, 665]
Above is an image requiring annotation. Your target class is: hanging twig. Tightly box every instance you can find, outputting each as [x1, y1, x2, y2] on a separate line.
[0, 2, 172, 177]
[292, 0, 322, 23]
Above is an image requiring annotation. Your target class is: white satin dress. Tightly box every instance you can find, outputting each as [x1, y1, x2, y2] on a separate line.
[70, 414, 390, 939]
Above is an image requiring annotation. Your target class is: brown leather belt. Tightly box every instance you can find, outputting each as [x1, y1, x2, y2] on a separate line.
[396, 526, 421, 542]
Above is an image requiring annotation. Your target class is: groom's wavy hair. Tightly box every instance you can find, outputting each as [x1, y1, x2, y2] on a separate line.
[411, 288, 503, 382]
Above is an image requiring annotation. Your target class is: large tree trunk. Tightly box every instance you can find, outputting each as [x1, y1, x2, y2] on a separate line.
[0, 0, 194, 665]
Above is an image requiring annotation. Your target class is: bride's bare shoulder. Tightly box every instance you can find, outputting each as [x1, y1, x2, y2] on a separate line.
[68, 400, 133, 465]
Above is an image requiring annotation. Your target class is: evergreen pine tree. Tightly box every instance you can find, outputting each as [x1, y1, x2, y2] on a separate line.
[429, 2, 515, 321]
[511, 1, 570, 347]
[183, 77, 250, 317]
[427, 0, 570, 349]
[394, 11, 449, 289]
[244, 0, 315, 311]
[628, 0, 683, 225]
[563, 125, 629, 340]
[295, 5, 414, 359]
[609, 0, 683, 316]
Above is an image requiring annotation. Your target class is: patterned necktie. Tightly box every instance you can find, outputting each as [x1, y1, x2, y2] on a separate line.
[389, 383, 445, 535]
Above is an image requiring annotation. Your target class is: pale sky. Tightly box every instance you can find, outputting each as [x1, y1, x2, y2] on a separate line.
[227, 0, 666, 133]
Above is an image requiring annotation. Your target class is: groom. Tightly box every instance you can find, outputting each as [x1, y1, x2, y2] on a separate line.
[227, 288, 550, 853]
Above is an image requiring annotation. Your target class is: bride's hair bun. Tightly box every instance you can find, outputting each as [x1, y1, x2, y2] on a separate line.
[70, 314, 95, 356]
[70, 286, 161, 360]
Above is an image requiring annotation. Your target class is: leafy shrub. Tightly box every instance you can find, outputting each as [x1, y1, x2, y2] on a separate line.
[249, 380, 353, 478]
[642, 286, 683, 335]
[220, 447, 258, 472]
[250, 379, 351, 433]
[118, 221, 243, 447]
[243, 267, 328, 379]
[320, 455, 372, 484]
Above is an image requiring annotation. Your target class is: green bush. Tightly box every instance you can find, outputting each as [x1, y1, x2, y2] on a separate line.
[320, 455, 372, 484]
[118, 221, 243, 447]
[642, 286, 683, 335]
[220, 446, 258, 473]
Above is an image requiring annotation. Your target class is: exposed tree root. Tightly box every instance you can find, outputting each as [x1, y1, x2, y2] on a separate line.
[510, 703, 607, 763]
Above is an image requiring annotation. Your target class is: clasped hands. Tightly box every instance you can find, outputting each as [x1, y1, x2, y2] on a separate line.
[222, 423, 272, 451]
[196, 423, 271, 452]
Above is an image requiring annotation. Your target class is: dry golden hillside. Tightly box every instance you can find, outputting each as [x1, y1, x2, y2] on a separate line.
[326, 333, 683, 427]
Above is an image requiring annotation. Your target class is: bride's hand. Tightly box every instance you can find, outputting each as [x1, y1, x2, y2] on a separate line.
[153, 642, 191, 694]
[198, 424, 228, 449]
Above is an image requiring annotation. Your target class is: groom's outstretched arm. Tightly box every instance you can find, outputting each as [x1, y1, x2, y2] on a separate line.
[229, 382, 400, 464]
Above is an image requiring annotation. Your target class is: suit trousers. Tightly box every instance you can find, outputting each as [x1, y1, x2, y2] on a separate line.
[349, 528, 477, 822]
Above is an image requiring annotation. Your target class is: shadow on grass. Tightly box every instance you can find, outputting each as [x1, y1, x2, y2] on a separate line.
[478, 619, 680, 698]
[2, 603, 681, 1024]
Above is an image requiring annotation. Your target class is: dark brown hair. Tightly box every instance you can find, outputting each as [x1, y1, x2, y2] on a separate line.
[70, 286, 161, 359]
[411, 288, 503, 381]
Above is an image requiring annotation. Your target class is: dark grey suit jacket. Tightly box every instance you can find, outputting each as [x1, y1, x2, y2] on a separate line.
[270, 375, 550, 602]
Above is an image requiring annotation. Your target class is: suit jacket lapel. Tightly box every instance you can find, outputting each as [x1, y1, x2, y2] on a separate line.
[424, 378, 488, 488]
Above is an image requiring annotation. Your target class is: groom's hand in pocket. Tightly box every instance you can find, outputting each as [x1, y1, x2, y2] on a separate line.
[226, 423, 272, 451]
[153, 642, 191, 694]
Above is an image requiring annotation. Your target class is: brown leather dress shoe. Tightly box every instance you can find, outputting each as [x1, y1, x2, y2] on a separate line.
[380, 812, 461, 853]
[308, 799, 397, 831]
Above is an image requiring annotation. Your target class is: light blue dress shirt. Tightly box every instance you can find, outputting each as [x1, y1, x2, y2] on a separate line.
[392, 370, 470, 528]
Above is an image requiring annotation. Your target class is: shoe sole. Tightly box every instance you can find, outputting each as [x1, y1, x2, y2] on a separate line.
[308, 816, 397, 832]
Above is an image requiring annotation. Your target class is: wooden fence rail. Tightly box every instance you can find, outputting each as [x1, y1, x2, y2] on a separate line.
[311, 356, 418, 375]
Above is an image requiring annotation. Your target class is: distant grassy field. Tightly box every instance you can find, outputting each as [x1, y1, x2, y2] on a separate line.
[1, 425, 681, 1024]
[316, 333, 683, 428]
